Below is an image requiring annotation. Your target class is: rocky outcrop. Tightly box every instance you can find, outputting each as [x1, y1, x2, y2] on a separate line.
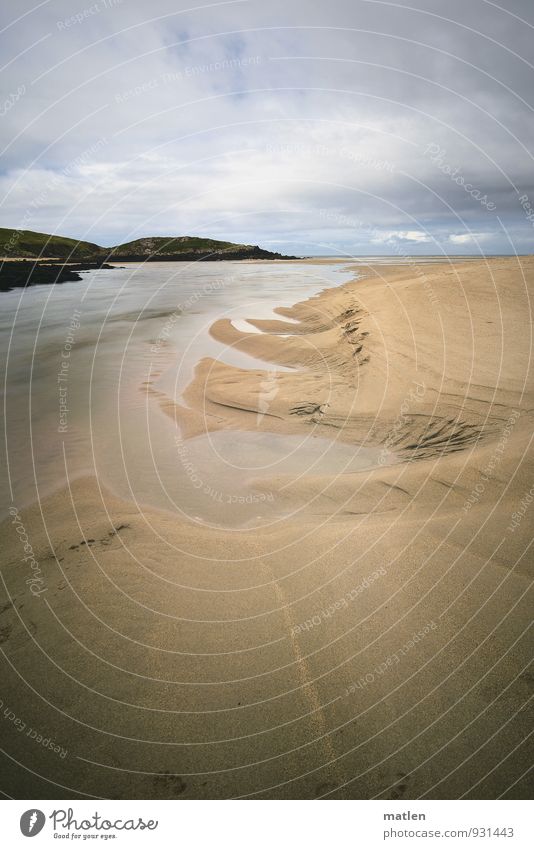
[0, 261, 116, 292]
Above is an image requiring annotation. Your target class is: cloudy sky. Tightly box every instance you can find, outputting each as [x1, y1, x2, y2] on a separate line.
[1, 0, 533, 255]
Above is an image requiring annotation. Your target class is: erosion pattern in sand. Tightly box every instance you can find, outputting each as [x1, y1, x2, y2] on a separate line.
[1, 258, 532, 799]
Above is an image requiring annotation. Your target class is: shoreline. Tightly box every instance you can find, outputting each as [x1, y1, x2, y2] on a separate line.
[1, 257, 532, 799]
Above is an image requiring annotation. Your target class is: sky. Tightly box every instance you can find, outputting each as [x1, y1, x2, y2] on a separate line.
[1, 0, 533, 255]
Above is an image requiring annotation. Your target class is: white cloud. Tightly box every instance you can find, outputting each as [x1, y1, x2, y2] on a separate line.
[449, 233, 491, 245]
[372, 230, 432, 243]
[0, 0, 532, 254]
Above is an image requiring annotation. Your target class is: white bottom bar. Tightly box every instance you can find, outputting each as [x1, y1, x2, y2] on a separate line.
[1, 799, 532, 847]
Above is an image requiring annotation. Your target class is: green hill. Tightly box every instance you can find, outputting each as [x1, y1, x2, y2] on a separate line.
[1, 229, 296, 261]
[0, 228, 102, 259]
[109, 236, 243, 256]
[106, 235, 294, 261]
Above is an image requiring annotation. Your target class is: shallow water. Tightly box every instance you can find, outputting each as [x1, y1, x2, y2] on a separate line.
[0, 260, 385, 527]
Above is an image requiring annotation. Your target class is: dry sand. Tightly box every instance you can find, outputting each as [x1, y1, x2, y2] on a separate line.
[1, 258, 532, 799]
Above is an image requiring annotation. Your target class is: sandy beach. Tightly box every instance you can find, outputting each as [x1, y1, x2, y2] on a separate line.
[1, 257, 532, 799]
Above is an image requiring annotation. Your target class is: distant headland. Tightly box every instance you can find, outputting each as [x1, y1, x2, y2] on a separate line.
[0, 228, 299, 291]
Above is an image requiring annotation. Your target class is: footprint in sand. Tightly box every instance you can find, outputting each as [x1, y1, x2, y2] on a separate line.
[315, 781, 338, 797]
[0, 624, 12, 644]
[0, 602, 37, 652]
[388, 771, 409, 799]
[153, 771, 187, 797]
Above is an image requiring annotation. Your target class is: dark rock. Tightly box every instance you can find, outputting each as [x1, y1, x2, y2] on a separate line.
[0, 260, 116, 292]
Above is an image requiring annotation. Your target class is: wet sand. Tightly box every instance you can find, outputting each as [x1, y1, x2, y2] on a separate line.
[1, 258, 533, 799]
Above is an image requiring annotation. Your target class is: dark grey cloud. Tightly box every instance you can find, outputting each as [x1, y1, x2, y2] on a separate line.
[1, 0, 533, 253]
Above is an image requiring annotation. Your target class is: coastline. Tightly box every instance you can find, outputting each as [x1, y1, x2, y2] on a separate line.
[1, 257, 532, 799]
